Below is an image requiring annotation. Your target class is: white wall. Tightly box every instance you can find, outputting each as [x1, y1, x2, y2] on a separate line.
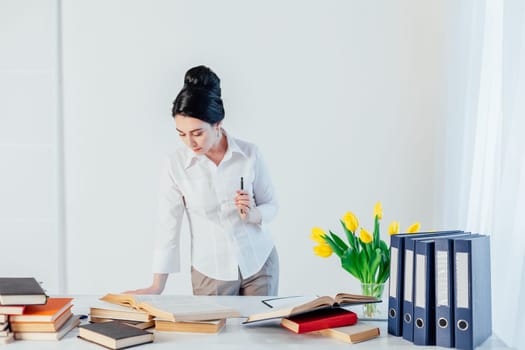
[2, 1, 448, 297]
[0, 0, 62, 294]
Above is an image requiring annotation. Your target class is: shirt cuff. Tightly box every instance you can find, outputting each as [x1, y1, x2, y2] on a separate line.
[246, 207, 262, 225]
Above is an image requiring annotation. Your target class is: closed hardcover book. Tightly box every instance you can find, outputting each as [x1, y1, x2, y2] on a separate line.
[10, 297, 73, 322]
[280, 308, 357, 334]
[155, 318, 225, 333]
[14, 314, 80, 341]
[10, 309, 72, 332]
[315, 323, 380, 343]
[0, 277, 47, 305]
[0, 305, 25, 315]
[78, 321, 154, 350]
[90, 305, 153, 323]
[90, 316, 155, 330]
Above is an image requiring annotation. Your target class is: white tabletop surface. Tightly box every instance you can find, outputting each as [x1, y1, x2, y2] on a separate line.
[3, 295, 510, 349]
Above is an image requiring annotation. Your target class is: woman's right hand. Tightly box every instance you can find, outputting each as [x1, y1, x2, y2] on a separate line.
[123, 273, 168, 295]
[122, 286, 163, 295]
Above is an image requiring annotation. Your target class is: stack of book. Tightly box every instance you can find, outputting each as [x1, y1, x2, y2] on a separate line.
[0, 307, 15, 345]
[78, 293, 241, 348]
[387, 231, 492, 350]
[11, 297, 80, 341]
[0, 277, 80, 343]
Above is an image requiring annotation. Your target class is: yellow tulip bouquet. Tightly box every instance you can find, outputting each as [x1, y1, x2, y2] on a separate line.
[310, 202, 420, 286]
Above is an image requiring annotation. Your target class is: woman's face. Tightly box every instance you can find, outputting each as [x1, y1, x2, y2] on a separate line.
[174, 115, 220, 154]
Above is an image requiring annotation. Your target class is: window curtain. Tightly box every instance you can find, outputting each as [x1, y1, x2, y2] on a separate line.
[444, 0, 525, 348]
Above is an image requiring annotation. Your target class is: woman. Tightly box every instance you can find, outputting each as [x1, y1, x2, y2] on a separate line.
[126, 65, 279, 296]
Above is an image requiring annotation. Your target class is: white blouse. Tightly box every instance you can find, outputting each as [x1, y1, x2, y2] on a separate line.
[152, 130, 278, 281]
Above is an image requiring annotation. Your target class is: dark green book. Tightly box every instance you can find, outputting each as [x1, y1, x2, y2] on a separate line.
[0, 277, 47, 305]
[78, 321, 154, 350]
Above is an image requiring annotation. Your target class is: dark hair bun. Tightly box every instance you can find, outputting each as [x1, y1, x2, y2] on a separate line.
[183, 66, 221, 98]
[172, 65, 225, 124]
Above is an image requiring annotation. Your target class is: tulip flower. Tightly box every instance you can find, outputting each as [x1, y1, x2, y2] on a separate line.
[359, 228, 373, 244]
[374, 202, 383, 220]
[310, 227, 327, 243]
[313, 243, 333, 257]
[310, 203, 421, 288]
[407, 222, 421, 233]
[342, 211, 359, 233]
[388, 221, 400, 235]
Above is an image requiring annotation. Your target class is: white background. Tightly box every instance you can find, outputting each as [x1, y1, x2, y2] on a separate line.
[2, 0, 449, 297]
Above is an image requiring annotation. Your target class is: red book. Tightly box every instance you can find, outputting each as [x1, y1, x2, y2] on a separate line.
[280, 308, 357, 334]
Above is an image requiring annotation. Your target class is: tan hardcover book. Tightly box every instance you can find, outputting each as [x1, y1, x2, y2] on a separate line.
[314, 323, 380, 343]
[155, 318, 225, 333]
[243, 293, 379, 323]
[100, 294, 240, 322]
[90, 316, 155, 330]
[90, 305, 153, 323]
[10, 309, 72, 332]
[14, 315, 81, 341]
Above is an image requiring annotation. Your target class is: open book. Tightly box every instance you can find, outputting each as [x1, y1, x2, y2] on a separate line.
[243, 293, 380, 324]
[99, 294, 240, 322]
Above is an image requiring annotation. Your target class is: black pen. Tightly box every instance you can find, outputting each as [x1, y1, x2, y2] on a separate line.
[240, 177, 244, 215]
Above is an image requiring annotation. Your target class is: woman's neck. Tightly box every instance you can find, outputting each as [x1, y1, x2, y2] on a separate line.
[205, 131, 228, 166]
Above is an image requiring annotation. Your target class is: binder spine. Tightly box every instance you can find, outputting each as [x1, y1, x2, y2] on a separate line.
[402, 246, 414, 341]
[413, 241, 436, 346]
[454, 248, 471, 350]
[435, 239, 454, 348]
[387, 236, 404, 336]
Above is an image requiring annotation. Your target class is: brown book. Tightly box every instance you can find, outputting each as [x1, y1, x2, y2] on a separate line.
[90, 316, 155, 330]
[14, 315, 81, 341]
[100, 294, 240, 322]
[78, 321, 154, 350]
[10, 309, 72, 332]
[155, 318, 226, 334]
[314, 323, 380, 343]
[243, 293, 380, 323]
[10, 298, 73, 322]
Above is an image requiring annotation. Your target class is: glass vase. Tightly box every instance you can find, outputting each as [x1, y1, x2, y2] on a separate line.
[360, 282, 386, 320]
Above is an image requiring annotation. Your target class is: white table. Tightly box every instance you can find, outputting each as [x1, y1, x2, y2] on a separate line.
[4, 295, 510, 349]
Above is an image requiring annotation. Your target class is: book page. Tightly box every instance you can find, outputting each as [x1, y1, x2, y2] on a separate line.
[261, 296, 319, 309]
[334, 293, 380, 305]
[131, 295, 240, 321]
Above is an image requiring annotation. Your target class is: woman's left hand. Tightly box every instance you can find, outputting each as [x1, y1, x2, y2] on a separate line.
[235, 190, 250, 220]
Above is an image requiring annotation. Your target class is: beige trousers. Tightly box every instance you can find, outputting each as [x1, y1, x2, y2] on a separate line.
[191, 247, 279, 296]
